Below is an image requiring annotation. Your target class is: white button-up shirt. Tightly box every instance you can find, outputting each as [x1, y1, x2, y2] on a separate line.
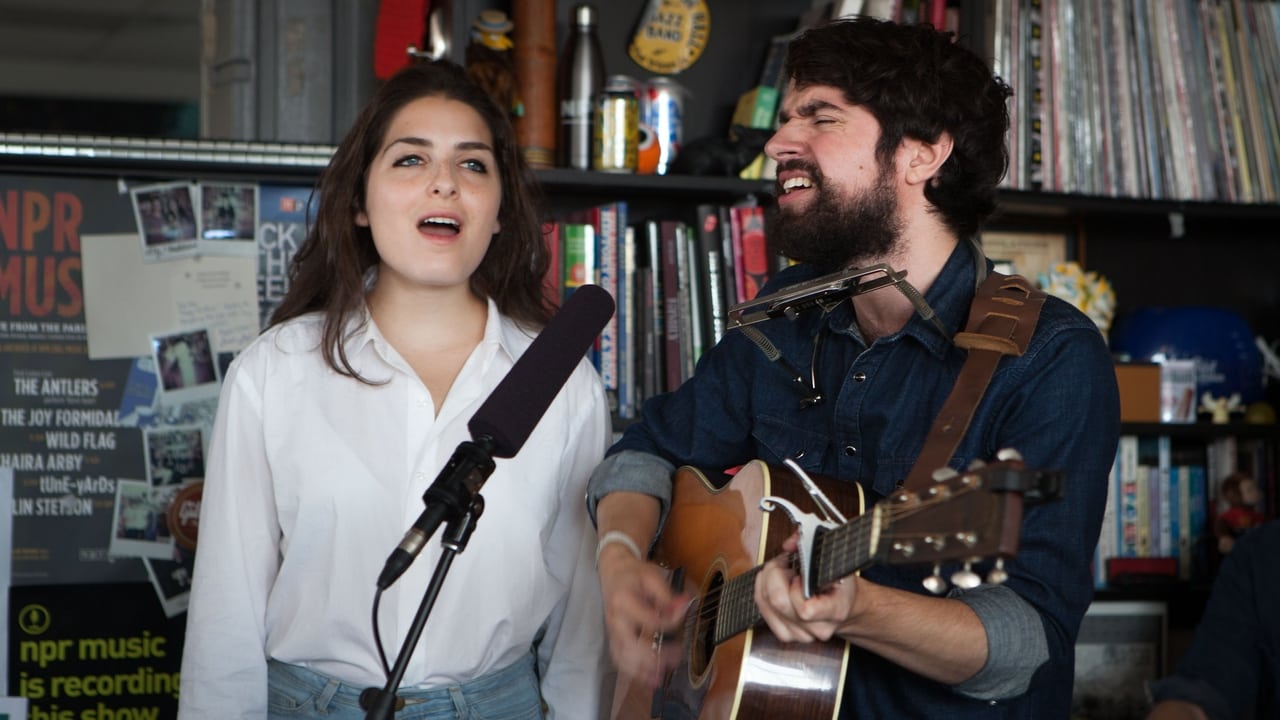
[179, 300, 611, 718]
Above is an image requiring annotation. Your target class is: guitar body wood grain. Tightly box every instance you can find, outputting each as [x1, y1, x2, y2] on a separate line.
[612, 460, 863, 720]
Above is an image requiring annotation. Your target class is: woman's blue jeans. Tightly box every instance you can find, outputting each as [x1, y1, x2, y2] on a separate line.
[266, 652, 542, 719]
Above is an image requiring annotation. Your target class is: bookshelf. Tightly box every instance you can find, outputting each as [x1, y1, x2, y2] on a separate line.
[4, 0, 1279, 665]
[1100, 422, 1277, 585]
[1089, 419, 1278, 686]
[501, 1, 1280, 692]
[3, 3, 1279, 717]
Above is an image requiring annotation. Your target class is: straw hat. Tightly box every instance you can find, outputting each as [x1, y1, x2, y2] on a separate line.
[473, 9, 513, 35]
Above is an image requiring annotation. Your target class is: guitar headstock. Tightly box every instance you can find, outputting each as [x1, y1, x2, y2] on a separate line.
[872, 449, 1062, 593]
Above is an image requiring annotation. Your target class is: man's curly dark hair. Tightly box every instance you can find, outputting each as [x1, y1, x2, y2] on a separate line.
[784, 17, 1013, 239]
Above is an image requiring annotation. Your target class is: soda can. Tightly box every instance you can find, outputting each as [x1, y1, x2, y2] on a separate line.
[594, 75, 639, 173]
[641, 76, 685, 175]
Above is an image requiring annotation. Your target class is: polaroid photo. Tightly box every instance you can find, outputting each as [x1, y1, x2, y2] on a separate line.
[198, 181, 259, 256]
[143, 424, 206, 487]
[149, 481, 186, 548]
[109, 479, 175, 560]
[144, 555, 193, 618]
[150, 328, 220, 406]
[147, 477, 200, 617]
[131, 181, 200, 263]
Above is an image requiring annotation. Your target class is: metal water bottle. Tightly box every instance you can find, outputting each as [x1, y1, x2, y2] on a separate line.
[558, 3, 605, 170]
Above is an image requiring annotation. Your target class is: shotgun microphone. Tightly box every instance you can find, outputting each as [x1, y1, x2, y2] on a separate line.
[376, 284, 615, 588]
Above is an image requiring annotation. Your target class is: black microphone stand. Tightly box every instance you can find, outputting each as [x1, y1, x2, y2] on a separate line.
[362, 436, 498, 719]
[356, 284, 613, 717]
[360, 495, 485, 719]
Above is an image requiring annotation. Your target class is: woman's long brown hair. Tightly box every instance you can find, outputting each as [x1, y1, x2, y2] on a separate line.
[268, 60, 554, 381]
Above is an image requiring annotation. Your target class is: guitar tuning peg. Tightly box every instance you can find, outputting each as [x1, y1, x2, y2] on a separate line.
[931, 467, 959, 482]
[986, 558, 1009, 585]
[891, 488, 918, 505]
[922, 564, 946, 595]
[995, 447, 1023, 463]
[950, 561, 982, 589]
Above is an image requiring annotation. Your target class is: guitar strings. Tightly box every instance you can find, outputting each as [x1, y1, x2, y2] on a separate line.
[675, 487, 978, 632]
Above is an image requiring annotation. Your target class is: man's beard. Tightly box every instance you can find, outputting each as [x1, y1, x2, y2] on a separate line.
[767, 162, 902, 273]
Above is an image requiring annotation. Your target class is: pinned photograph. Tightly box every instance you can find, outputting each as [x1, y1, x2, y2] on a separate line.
[131, 181, 199, 263]
[150, 328, 220, 405]
[145, 553, 194, 618]
[147, 479, 201, 617]
[198, 181, 259, 255]
[109, 479, 174, 560]
[143, 425, 206, 487]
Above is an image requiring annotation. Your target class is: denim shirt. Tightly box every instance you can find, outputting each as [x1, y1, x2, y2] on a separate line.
[587, 239, 1120, 718]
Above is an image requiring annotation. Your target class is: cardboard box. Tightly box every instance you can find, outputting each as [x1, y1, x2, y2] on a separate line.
[1114, 363, 1161, 422]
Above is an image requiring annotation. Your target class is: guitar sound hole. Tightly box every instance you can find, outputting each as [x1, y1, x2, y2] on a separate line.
[689, 570, 723, 679]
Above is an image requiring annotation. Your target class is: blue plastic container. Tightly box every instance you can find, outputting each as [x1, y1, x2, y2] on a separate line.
[1110, 306, 1263, 405]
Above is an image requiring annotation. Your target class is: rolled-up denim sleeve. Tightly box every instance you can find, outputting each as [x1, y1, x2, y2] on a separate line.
[584, 325, 765, 533]
[585, 449, 675, 531]
[945, 309, 1120, 706]
[951, 584, 1048, 699]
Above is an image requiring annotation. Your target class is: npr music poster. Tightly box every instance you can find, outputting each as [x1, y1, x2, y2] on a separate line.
[0, 175, 149, 587]
[1, 172, 309, 715]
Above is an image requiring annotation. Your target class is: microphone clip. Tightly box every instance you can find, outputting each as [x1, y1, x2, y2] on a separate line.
[422, 436, 497, 515]
[375, 436, 497, 590]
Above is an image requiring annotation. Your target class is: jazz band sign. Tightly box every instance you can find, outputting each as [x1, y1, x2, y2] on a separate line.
[628, 0, 709, 74]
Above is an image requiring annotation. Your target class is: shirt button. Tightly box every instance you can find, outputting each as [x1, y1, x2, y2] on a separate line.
[417, 398, 428, 408]
[852, 372, 867, 382]
[414, 472, 426, 481]
[843, 446, 857, 456]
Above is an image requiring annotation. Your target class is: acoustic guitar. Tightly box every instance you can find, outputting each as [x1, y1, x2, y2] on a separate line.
[611, 457, 1049, 720]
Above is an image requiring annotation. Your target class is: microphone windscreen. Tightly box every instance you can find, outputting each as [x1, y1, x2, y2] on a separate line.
[469, 284, 614, 458]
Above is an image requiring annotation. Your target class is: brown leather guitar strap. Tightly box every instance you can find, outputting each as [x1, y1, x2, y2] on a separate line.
[900, 272, 1046, 492]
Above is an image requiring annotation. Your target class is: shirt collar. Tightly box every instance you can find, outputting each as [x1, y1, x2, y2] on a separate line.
[491, 300, 541, 367]
[819, 237, 983, 357]
[900, 238, 983, 358]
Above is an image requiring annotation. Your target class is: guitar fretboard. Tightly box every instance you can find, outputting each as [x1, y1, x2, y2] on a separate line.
[712, 507, 882, 644]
